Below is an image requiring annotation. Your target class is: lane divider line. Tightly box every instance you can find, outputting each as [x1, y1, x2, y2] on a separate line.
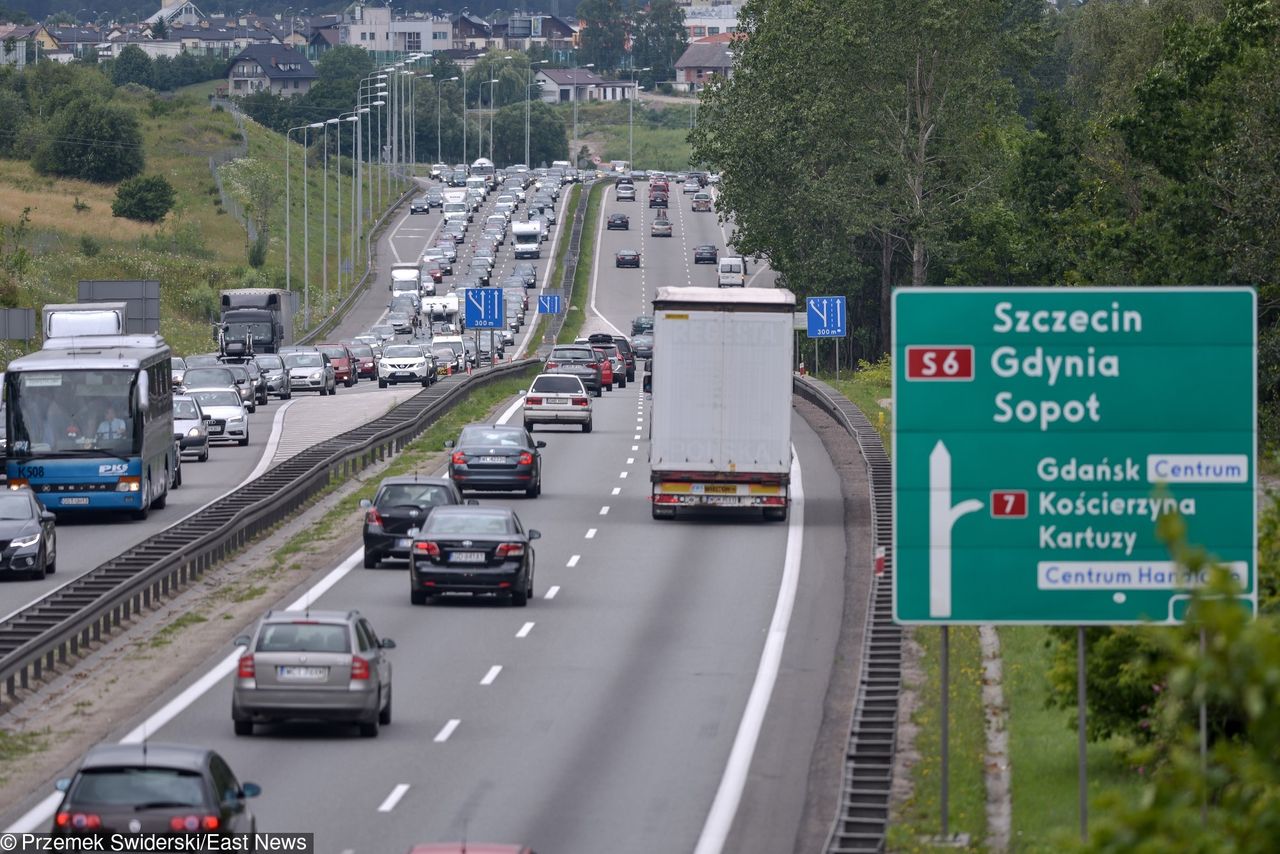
[599, 506, 610, 515]
[566, 555, 580, 568]
[480, 665, 502, 686]
[434, 719, 461, 743]
[516, 622, 534, 638]
[611, 487, 621, 496]
[627, 457, 635, 465]
[377, 783, 410, 813]
[619, 471, 629, 479]
[545, 585, 560, 600]
[239, 399, 298, 486]
[693, 450, 805, 854]
[585, 528, 597, 539]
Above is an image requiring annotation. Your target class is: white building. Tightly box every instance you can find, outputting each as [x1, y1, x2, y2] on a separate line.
[683, 5, 740, 39]
[340, 5, 452, 54]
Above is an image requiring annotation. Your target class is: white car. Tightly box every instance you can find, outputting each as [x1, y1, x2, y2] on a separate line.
[523, 373, 592, 433]
[378, 344, 434, 388]
[186, 388, 249, 447]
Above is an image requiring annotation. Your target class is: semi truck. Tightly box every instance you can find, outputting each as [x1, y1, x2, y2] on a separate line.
[217, 289, 296, 356]
[511, 221, 542, 259]
[648, 287, 795, 521]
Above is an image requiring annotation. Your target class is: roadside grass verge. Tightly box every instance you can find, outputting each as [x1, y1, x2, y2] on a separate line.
[559, 180, 604, 343]
[0, 729, 49, 783]
[527, 183, 582, 348]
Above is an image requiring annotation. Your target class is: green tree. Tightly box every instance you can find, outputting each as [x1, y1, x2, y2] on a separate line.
[578, 0, 628, 72]
[632, 0, 688, 85]
[33, 97, 144, 183]
[112, 44, 153, 88]
[0, 89, 26, 158]
[218, 157, 275, 242]
[112, 174, 176, 223]
[150, 17, 167, 39]
[491, 101, 567, 167]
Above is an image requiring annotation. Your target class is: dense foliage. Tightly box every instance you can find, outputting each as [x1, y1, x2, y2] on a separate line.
[111, 174, 176, 223]
[32, 94, 144, 182]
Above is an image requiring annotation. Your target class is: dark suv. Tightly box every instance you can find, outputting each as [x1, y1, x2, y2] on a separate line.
[361, 476, 474, 567]
[590, 333, 636, 382]
[545, 345, 604, 397]
[51, 743, 261, 836]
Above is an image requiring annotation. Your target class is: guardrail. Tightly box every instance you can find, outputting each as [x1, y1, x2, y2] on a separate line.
[0, 360, 537, 710]
[792, 375, 901, 854]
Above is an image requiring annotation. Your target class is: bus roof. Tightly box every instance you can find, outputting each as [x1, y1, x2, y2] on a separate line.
[10, 335, 170, 373]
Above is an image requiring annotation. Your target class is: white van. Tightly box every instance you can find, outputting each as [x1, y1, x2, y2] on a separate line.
[391, 265, 421, 296]
[717, 256, 746, 287]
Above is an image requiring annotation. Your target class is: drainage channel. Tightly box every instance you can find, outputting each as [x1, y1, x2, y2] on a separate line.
[793, 376, 902, 854]
[0, 363, 534, 706]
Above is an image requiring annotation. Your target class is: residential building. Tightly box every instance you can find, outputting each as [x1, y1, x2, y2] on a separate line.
[674, 38, 735, 91]
[144, 2, 205, 29]
[180, 23, 276, 58]
[35, 25, 102, 58]
[339, 5, 450, 55]
[0, 23, 36, 68]
[226, 43, 316, 96]
[98, 37, 184, 60]
[492, 14, 576, 52]
[536, 67, 635, 103]
[453, 12, 492, 50]
[683, 4, 740, 39]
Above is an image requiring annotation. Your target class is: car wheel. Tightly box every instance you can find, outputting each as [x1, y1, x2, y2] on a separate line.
[198, 445, 209, 462]
[247, 403, 256, 414]
[606, 383, 613, 392]
[627, 370, 636, 382]
[421, 377, 431, 387]
[410, 588, 428, 606]
[283, 390, 292, 400]
[363, 550, 379, 569]
[172, 461, 182, 489]
[233, 719, 253, 737]
[618, 376, 627, 388]
[595, 388, 603, 398]
[238, 433, 250, 447]
[526, 476, 541, 498]
[582, 420, 592, 433]
[524, 421, 534, 432]
[378, 687, 392, 725]
[358, 719, 379, 738]
[511, 586, 528, 607]
[379, 379, 388, 388]
[346, 377, 355, 388]
[28, 547, 46, 581]
[329, 384, 338, 396]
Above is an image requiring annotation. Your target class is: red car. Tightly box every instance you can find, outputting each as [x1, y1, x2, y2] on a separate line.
[317, 343, 357, 387]
[589, 345, 615, 391]
[341, 340, 378, 379]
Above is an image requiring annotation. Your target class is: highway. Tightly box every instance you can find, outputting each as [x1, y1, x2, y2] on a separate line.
[4, 176, 853, 854]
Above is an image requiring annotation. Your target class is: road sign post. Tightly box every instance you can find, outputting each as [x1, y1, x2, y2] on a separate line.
[806, 296, 847, 378]
[893, 287, 1256, 625]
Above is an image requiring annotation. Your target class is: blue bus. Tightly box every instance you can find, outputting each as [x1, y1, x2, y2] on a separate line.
[4, 334, 176, 519]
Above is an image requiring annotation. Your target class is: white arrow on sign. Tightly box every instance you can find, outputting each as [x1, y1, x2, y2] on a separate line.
[929, 440, 983, 618]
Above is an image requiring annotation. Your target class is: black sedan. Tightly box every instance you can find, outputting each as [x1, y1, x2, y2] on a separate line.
[409, 506, 541, 606]
[694, 244, 719, 264]
[0, 488, 56, 580]
[616, 249, 641, 268]
[607, 213, 630, 230]
[446, 425, 545, 497]
[409, 197, 430, 214]
[360, 476, 474, 568]
[512, 262, 537, 288]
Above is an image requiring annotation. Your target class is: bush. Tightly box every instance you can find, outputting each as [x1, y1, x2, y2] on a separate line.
[112, 175, 176, 223]
[33, 98, 144, 183]
[247, 231, 267, 268]
[78, 235, 101, 256]
[112, 45, 153, 88]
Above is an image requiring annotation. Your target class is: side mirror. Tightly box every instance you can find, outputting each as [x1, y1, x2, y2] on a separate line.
[443, 439, 455, 449]
[380, 638, 397, 649]
[55, 778, 71, 792]
[202, 414, 213, 422]
[240, 783, 262, 799]
[358, 499, 372, 509]
[233, 635, 250, 647]
[41, 511, 55, 522]
[136, 369, 150, 413]
[535, 441, 546, 448]
[528, 529, 541, 540]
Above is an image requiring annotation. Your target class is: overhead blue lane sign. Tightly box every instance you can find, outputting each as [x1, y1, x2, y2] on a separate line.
[538, 294, 563, 314]
[464, 287, 504, 330]
[807, 296, 847, 338]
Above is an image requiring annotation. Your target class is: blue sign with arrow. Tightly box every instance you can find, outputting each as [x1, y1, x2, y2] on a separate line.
[538, 294, 563, 314]
[806, 296, 847, 338]
[464, 287, 505, 330]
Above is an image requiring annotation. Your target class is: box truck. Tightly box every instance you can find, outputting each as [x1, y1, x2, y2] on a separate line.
[42, 302, 129, 339]
[648, 287, 795, 521]
[217, 289, 296, 355]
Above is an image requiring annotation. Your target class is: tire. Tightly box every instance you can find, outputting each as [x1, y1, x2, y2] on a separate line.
[582, 420, 592, 433]
[379, 379, 388, 388]
[594, 388, 603, 398]
[153, 470, 168, 509]
[511, 585, 528, 607]
[358, 719, 379, 738]
[618, 376, 627, 388]
[233, 720, 253, 736]
[329, 384, 338, 396]
[526, 476, 541, 498]
[238, 432, 250, 447]
[378, 688, 392, 725]
[363, 550, 379, 569]
[524, 421, 534, 432]
[606, 383, 613, 392]
[247, 403, 256, 414]
[46, 540, 55, 574]
[346, 377, 355, 388]
[763, 506, 789, 522]
[410, 588, 428, 606]
[28, 547, 46, 581]
[421, 377, 431, 387]
[627, 370, 635, 382]
[172, 461, 182, 489]
[198, 445, 209, 462]
[282, 391, 292, 400]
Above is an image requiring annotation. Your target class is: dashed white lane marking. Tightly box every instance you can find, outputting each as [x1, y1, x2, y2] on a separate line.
[627, 457, 635, 464]
[599, 506, 610, 515]
[634, 434, 641, 440]
[632, 445, 639, 451]
[619, 471, 629, 479]
[611, 487, 621, 495]
[516, 622, 534, 638]
[545, 585, 560, 600]
[567, 554, 580, 567]
[434, 719, 461, 743]
[377, 783, 410, 813]
[585, 528, 597, 539]
[480, 665, 502, 686]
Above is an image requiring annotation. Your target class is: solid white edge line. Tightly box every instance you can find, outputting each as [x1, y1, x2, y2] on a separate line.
[239, 399, 297, 487]
[496, 394, 524, 426]
[434, 719, 461, 742]
[480, 665, 502, 686]
[587, 184, 626, 338]
[377, 783, 411, 813]
[693, 449, 804, 854]
[3, 547, 367, 833]
[516, 621, 534, 638]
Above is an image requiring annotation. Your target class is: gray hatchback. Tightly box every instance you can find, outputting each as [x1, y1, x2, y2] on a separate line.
[232, 609, 395, 738]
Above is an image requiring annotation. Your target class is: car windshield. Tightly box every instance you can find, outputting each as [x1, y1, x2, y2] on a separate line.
[190, 390, 240, 408]
[317, 347, 346, 360]
[458, 426, 526, 447]
[371, 326, 393, 336]
[346, 345, 373, 358]
[377, 483, 456, 508]
[225, 366, 248, 380]
[255, 355, 283, 369]
[532, 375, 584, 394]
[0, 494, 32, 520]
[174, 399, 200, 420]
[185, 367, 234, 384]
[433, 348, 456, 360]
[285, 353, 322, 368]
[68, 768, 206, 808]
[424, 511, 516, 535]
[171, 357, 186, 370]
[383, 346, 422, 359]
[256, 622, 351, 653]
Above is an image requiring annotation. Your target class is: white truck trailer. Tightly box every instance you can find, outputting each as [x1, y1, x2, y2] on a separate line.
[648, 287, 795, 521]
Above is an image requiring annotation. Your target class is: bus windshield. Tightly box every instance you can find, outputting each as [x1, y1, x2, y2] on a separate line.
[6, 370, 137, 458]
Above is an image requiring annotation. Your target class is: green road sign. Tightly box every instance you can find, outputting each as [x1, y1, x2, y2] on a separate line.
[893, 287, 1256, 625]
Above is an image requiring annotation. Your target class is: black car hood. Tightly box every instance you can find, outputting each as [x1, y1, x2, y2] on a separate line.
[0, 518, 40, 540]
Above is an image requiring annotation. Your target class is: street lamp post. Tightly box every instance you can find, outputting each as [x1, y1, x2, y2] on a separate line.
[301, 121, 324, 326]
[436, 75, 458, 165]
[572, 62, 594, 161]
[336, 113, 358, 292]
[322, 116, 338, 316]
[462, 64, 468, 164]
[363, 99, 385, 266]
[284, 122, 314, 298]
[483, 78, 500, 162]
[629, 67, 651, 170]
[525, 80, 545, 168]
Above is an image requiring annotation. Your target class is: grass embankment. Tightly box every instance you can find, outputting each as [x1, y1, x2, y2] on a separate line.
[561, 100, 696, 171]
[828, 356, 1138, 849]
[525, 183, 582, 349]
[558, 180, 604, 344]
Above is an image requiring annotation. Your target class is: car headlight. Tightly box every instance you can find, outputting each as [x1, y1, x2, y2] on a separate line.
[187, 427, 202, 438]
[310, 372, 322, 380]
[228, 416, 245, 425]
[11, 532, 40, 548]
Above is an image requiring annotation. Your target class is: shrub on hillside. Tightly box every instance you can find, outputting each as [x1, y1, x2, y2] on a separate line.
[112, 175, 176, 223]
[33, 98, 144, 183]
[112, 45, 153, 88]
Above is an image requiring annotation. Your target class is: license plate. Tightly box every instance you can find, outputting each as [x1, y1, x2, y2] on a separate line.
[450, 552, 487, 563]
[277, 666, 327, 680]
[396, 538, 412, 548]
[704, 485, 737, 494]
[395, 371, 414, 377]
[209, 426, 223, 434]
[706, 495, 740, 505]
[478, 456, 506, 464]
[60, 497, 90, 506]
[548, 398, 567, 405]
